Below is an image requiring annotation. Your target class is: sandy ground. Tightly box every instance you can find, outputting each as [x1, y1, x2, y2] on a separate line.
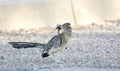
[0, 28, 120, 71]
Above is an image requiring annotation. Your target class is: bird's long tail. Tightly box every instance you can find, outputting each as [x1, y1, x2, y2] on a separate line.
[9, 42, 45, 49]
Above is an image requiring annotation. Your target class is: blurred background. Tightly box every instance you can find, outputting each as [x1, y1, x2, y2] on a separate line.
[0, 0, 120, 31]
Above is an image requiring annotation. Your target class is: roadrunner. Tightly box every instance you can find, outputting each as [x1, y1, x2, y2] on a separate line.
[9, 22, 72, 59]
[42, 23, 72, 58]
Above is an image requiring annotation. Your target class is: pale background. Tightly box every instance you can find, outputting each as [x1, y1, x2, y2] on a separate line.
[0, 0, 120, 30]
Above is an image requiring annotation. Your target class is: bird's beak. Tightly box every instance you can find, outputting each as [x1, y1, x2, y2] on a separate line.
[56, 25, 62, 30]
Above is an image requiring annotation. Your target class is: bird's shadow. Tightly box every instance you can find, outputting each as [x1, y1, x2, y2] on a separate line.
[9, 42, 45, 49]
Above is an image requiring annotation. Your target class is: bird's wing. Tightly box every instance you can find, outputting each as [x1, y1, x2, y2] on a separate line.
[43, 35, 61, 53]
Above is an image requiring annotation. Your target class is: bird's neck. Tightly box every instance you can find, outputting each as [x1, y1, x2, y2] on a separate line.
[61, 29, 72, 38]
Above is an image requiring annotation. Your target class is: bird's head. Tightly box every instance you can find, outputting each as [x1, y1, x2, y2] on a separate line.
[56, 23, 71, 30]
[56, 24, 62, 30]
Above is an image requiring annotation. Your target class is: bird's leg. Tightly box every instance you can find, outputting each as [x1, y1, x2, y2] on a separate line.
[52, 54, 65, 68]
[52, 54, 59, 62]
[52, 54, 64, 64]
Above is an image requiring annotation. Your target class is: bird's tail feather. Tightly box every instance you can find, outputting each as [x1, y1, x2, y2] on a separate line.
[9, 42, 45, 49]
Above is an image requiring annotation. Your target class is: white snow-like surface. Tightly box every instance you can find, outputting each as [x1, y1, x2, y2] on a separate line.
[1, 67, 120, 71]
[0, 28, 120, 71]
[53, 67, 120, 71]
